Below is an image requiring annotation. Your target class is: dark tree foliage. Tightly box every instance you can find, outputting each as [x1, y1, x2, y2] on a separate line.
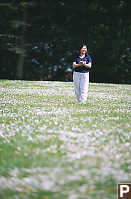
[0, 0, 131, 83]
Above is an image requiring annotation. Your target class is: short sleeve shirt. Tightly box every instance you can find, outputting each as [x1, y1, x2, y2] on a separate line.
[73, 55, 92, 73]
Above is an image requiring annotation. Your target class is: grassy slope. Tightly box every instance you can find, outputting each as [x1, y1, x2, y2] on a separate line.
[0, 80, 131, 199]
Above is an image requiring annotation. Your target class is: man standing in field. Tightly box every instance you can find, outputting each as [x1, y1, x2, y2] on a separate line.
[72, 44, 92, 104]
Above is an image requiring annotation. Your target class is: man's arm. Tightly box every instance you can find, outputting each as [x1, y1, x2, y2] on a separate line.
[72, 61, 83, 68]
[83, 61, 92, 69]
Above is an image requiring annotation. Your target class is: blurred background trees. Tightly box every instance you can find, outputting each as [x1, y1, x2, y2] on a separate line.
[0, 0, 131, 83]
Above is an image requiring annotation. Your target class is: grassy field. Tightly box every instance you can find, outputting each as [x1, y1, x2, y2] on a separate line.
[0, 80, 131, 199]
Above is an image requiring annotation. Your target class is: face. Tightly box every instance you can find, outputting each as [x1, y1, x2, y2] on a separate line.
[80, 45, 87, 54]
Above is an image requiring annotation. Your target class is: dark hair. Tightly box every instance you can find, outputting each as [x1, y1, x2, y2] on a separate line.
[79, 44, 88, 56]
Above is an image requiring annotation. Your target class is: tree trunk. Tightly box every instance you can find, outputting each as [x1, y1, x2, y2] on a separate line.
[15, 4, 26, 80]
[16, 54, 24, 80]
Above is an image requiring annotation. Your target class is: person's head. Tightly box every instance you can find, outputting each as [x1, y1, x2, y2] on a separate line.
[79, 44, 88, 56]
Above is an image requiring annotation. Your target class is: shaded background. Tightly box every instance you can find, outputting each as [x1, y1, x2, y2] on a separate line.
[0, 0, 131, 83]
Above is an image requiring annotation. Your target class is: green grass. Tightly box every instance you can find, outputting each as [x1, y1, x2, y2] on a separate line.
[0, 80, 131, 199]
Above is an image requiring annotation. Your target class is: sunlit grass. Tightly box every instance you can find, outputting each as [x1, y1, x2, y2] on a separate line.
[0, 80, 131, 199]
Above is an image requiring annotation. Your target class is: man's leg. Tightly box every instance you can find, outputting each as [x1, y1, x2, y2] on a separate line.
[79, 72, 89, 103]
[73, 72, 80, 101]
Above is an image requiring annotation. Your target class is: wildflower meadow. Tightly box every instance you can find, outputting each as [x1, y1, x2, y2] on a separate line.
[0, 80, 131, 199]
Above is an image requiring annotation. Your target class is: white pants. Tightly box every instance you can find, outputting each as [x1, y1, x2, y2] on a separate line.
[73, 71, 89, 103]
